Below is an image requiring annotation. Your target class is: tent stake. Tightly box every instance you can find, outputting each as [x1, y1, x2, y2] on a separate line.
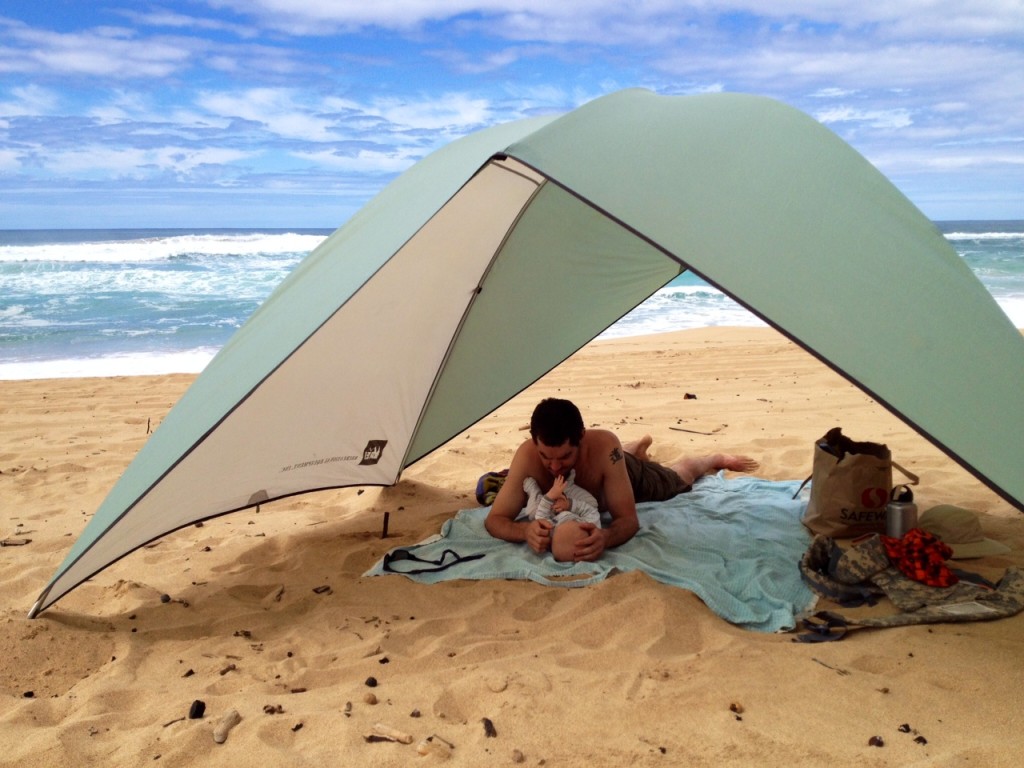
[381, 511, 390, 539]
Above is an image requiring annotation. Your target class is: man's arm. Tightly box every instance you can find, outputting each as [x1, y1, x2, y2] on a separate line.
[573, 435, 638, 561]
[484, 441, 553, 552]
[603, 440, 640, 544]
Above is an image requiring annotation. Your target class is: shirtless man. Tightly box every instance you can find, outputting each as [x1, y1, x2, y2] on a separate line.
[484, 398, 759, 562]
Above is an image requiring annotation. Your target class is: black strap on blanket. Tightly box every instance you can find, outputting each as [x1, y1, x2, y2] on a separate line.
[382, 548, 485, 575]
[792, 611, 850, 643]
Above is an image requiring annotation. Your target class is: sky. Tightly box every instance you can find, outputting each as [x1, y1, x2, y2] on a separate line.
[1, 1, 1021, 229]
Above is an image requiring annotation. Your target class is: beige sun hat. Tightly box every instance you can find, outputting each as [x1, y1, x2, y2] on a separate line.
[918, 505, 1011, 559]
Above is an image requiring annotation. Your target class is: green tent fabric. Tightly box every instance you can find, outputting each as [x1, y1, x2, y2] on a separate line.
[29, 88, 1024, 618]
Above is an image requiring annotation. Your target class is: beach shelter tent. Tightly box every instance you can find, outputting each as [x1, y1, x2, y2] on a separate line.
[30, 89, 1024, 617]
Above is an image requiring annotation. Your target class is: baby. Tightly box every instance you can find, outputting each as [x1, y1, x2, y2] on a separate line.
[523, 470, 601, 561]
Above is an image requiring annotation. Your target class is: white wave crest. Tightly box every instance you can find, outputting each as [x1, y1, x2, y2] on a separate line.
[0, 349, 217, 380]
[943, 231, 1024, 241]
[0, 232, 327, 263]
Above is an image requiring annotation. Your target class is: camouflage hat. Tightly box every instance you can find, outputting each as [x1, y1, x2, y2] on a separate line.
[918, 505, 1011, 559]
[831, 534, 890, 584]
[799, 535, 884, 605]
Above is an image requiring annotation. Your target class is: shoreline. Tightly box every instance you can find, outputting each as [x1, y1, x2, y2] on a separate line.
[2, 326, 1021, 766]
[3, 318, 1021, 384]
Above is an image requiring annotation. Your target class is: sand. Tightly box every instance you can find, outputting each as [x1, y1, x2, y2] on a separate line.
[2, 327, 1021, 767]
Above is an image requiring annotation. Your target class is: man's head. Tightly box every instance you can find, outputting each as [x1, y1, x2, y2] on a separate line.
[530, 398, 585, 478]
[530, 398, 585, 447]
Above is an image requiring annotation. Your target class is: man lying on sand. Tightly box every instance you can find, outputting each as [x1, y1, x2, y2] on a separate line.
[484, 398, 759, 562]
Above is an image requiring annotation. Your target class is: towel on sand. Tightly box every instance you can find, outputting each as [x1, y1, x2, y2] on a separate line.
[366, 473, 817, 633]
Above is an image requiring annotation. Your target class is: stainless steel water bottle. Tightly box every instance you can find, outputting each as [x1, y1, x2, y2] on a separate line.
[885, 485, 918, 538]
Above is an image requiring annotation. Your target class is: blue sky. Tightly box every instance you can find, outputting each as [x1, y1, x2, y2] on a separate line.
[1, 1, 1021, 229]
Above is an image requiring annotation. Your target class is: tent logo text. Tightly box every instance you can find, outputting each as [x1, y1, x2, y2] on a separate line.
[360, 440, 388, 465]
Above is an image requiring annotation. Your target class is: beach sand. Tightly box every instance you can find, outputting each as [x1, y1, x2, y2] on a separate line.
[2, 327, 1022, 767]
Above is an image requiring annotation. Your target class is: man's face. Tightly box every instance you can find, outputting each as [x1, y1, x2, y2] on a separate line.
[535, 439, 579, 478]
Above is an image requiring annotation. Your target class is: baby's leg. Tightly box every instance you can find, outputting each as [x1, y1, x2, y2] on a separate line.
[551, 520, 586, 562]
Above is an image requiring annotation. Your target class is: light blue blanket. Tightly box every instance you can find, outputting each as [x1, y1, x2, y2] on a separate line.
[365, 473, 816, 632]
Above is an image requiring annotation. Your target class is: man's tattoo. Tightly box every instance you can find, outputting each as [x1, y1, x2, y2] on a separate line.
[610, 447, 623, 464]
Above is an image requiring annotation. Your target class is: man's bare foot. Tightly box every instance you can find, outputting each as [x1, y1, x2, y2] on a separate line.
[718, 454, 759, 473]
[622, 435, 653, 461]
[671, 453, 759, 486]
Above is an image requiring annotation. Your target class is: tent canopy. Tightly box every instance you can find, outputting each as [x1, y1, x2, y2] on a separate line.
[30, 88, 1024, 617]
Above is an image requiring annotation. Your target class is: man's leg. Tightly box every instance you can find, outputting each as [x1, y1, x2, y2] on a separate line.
[670, 453, 759, 486]
[623, 434, 758, 486]
[622, 435, 653, 461]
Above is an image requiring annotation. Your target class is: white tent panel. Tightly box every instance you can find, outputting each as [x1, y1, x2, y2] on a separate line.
[39, 158, 545, 597]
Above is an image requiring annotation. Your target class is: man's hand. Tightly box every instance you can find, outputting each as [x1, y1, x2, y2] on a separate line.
[526, 518, 554, 553]
[572, 522, 607, 562]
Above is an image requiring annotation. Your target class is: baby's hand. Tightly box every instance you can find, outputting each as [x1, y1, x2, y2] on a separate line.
[552, 496, 571, 513]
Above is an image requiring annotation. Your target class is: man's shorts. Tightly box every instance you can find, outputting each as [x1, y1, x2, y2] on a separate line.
[624, 453, 690, 502]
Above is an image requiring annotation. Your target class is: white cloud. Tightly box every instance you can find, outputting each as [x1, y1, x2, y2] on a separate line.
[84, 90, 158, 123]
[119, 8, 259, 39]
[924, 153, 1024, 170]
[291, 147, 421, 173]
[202, 0, 1024, 41]
[809, 87, 857, 98]
[194, 88, 496, 145]
[6, 25, 193, 78]
[437, 45, 529, 75]
[0, 148, 21, 171]
[871, 146, 1024, 173]
[368, 93, 492, 131]
[197, 89, 341, 141]
[34, 145, 254, 178]
[0, 84, 60, 115]
[816, 106, 913, 129]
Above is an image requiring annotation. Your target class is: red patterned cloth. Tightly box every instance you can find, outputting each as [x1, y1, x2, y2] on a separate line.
[880, 528, 959, 588]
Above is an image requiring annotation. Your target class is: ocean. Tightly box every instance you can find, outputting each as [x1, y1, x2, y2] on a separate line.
[1, 222, 1022, 380]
